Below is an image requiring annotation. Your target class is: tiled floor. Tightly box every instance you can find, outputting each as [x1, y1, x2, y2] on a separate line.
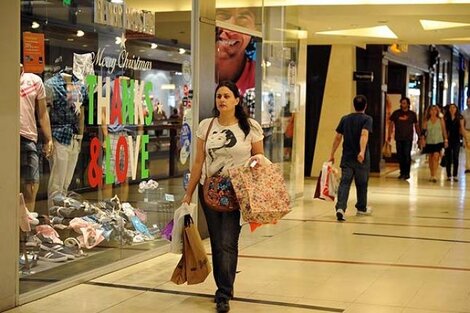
[8, 157, 470, 313]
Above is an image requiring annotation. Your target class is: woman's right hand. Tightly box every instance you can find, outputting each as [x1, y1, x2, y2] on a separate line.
[182, 194, 192, 205]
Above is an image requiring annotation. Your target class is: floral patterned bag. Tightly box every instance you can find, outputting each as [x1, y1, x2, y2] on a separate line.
[202, 174, 240, 212]
[229, 163, 290, 224]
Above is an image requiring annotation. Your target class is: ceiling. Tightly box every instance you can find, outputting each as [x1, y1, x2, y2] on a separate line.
[129, 0, 470, 56]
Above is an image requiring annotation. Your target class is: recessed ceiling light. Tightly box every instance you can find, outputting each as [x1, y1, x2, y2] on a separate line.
[275, 28, 308, 39]
[442, 37, 470, 41]
[115, 36, 122, 45]
[31, 21, 40, 29]
[316, 25, 397, 39]
[67, 38, 74, 42]
[151, 43, 158, 49]
[179, 48, 186, 54]
[111, 0, 124, 3]
[76, 30, 85, 37]
[420, 19, 470, 30]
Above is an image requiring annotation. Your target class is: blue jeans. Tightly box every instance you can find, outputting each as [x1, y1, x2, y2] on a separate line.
[396, 140, 412, 177]
[336, 160, 370, 212]
[199, 185, 241, 301]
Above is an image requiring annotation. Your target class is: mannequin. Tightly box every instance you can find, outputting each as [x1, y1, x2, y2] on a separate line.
[20, 64, 53, 212]
[45, 69, 86, 205]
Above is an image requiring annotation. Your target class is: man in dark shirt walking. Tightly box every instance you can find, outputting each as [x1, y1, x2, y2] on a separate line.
[329, 95, 373, 222]
[387, 97, 420, 180]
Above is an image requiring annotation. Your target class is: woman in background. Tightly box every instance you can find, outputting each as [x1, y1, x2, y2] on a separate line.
[421, 105, 448, 182]
[444, 103, 467, 181]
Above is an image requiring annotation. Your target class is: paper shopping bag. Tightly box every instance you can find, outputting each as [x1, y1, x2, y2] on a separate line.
[170, 254, 187, 285]
[382, 142, 392, 158]
[229, 163, 290, 224]
[183, 216, 211, 285]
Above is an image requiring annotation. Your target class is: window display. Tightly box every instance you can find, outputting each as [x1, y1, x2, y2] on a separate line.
[19, 0, 191, 294]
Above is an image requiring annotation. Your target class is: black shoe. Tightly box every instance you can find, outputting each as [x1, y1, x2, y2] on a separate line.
[402, 175, 410, 180]
[216, 299, 230, 313]
[398, 174, 404, 179]
[465, 170, 470, 174]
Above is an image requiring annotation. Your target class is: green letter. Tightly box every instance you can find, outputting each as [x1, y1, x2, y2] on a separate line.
[144, 81, 153, 125]
[140, 134, 149, 179]
[86, 75, 97, 125]
[105, 136, 115, 184]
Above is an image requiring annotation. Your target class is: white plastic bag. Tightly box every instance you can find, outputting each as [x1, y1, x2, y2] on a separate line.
[170, 203, 196, 254]
[317, 162, 339, 201]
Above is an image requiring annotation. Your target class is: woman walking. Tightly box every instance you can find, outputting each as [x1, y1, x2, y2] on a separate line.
[182, 81, 264, 312]
[421, 105, 448, 182]
[444, 103, 467, 181]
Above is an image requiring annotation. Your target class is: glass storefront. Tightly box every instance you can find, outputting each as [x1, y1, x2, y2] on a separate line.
[17, 0, 301, 299]
[19, 0, 191, 294]
[214, 2, 302, 199]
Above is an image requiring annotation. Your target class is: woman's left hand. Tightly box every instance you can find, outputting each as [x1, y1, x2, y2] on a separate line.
[248, 154, 263, 167]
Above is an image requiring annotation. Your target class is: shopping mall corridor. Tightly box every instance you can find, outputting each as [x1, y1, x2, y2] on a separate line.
[7, 156, 470, 313]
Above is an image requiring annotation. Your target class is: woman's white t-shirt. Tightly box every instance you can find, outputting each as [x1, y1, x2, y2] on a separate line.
[196, 117, 264, 184]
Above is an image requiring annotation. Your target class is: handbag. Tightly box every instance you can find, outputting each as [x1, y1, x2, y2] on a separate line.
[229, 163, 290, 224]
[202, 118, 239, 212]
[440, 153, 447, 167]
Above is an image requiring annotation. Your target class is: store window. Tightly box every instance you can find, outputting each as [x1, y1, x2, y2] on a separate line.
[214, 3, 301, 199]
[19, 0, 191, 294]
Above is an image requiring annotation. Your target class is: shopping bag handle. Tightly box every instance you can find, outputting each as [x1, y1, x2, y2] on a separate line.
[184, 214, 193, 227]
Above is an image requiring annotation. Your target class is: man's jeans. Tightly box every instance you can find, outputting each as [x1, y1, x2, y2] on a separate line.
[396, 140, 412, 177]
[199, 185, 241, 301]
[335, 160, 370, 212]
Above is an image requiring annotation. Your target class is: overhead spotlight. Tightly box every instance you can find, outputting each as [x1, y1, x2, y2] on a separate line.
[76, 30, 85, 37]
[111, 0, 124, 3]
[178, 48, 186, 55]
[266, 61, 272, 67]
[151, 43, 158, 49]
[31, 21, 40, 29]
[115, 36, 122, 45]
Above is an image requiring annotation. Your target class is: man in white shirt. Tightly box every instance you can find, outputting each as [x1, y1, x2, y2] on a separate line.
[463, 97, 470, 173]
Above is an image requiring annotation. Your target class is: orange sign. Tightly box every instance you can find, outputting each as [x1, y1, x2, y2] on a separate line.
[23, 32, 45, 74]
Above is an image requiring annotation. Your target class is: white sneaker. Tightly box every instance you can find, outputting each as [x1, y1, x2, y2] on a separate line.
[336, 209, 346, 221]
[356, 207, 373, 216]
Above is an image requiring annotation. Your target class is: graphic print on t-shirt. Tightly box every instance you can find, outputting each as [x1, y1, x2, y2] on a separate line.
[206, 128, 237, 175]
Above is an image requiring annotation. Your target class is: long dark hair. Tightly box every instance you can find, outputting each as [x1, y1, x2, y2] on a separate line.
[444, 103, 460, 120]
[213, 80, 251, 137]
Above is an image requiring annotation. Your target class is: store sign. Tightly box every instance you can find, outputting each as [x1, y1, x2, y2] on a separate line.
[94, 0, 155, 35]
[23, 32, 45, 74]
[63, 0, 71, 6]
[353, 71, 374, 82]
[85, 75, 154, 187]
[92, 48, 152, 72]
